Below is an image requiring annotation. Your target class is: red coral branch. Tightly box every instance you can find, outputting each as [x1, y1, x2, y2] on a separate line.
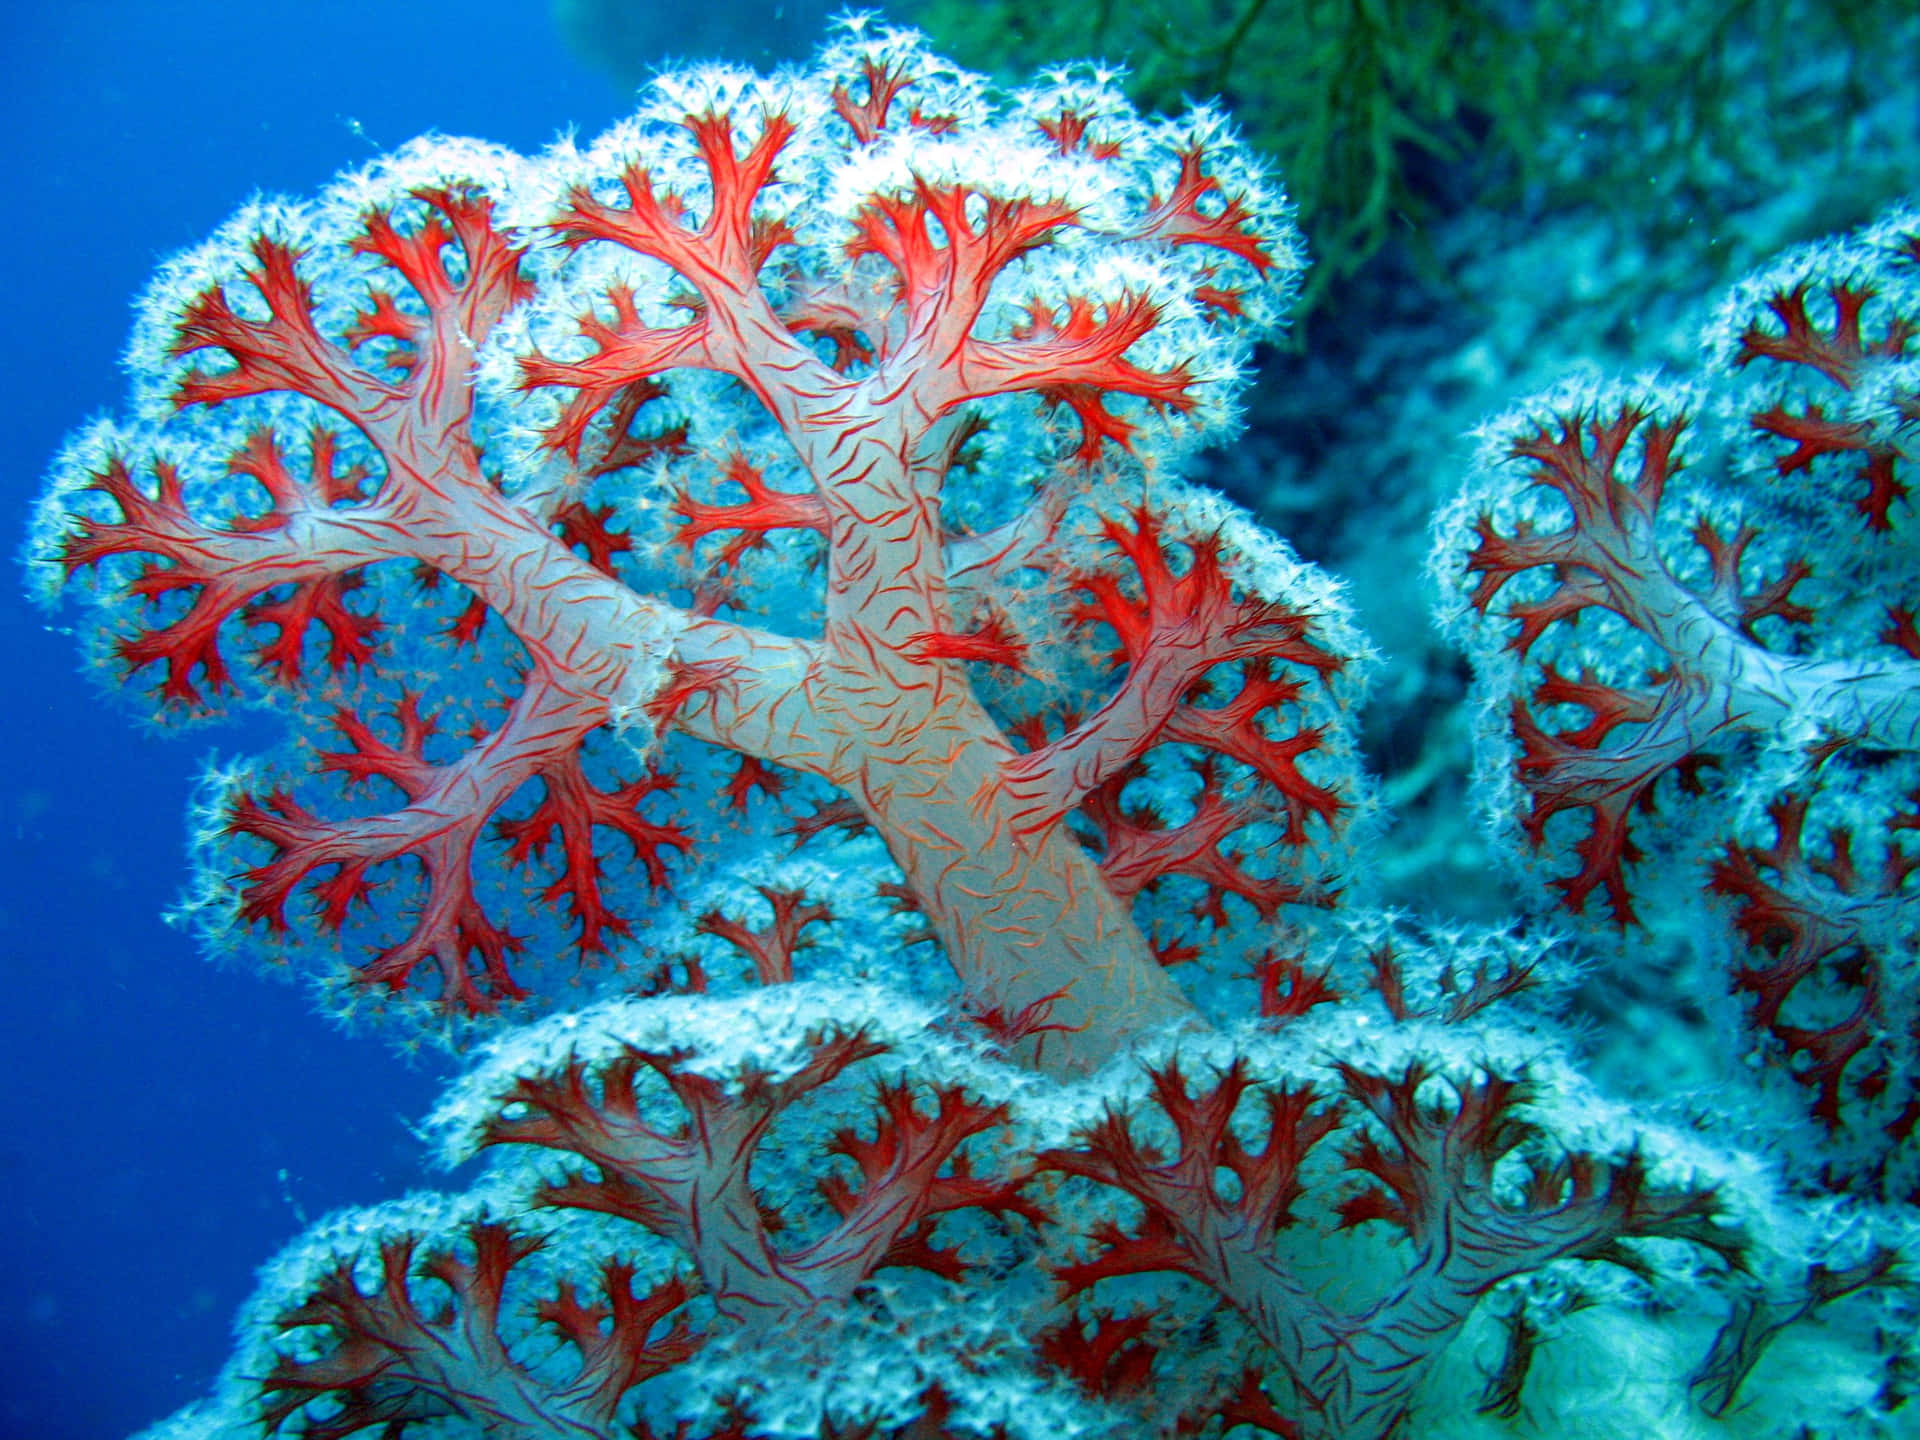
[832, 56, 915, 143]
[1711, 792, 1917, 1138]
[961, 294, 1194, 461]
[171, 237, 400, 416]
[535, 1266, 704, 1426]
[1160, 660, 1341, 842]
[229, 677, 684, 1008]
[1737, 283, 1910, 386]
[1199, 1370, 1302, 1438]
[1466, 409, 1685, 648]
[1035, 110, 1123, 161]
[481, 1028, 1025, 1322]
[485, 1035, 877, 1319]
[1128, 149, 1278, 271]
[850, 181, 1077, 349]
[672, 453, 829, 570]
[347, 187, 539, 381]
[696, 884, 833, 984]
[178, 189, 530, 440]
[956, 985, 1086, 1051]
[1334, 1065, 1735, 1271]
[1008, 509, 1343, 835]
[555, 112, 796, 285]
[520, 284, 720, 457]
[524, 111, 810, 453]
[261, 1223, 700, 1437]
[902, 606, 1032, 672]
[553, 498, 636, 577]
[494, 752, 688, 956]
[59, 435, 398, 705]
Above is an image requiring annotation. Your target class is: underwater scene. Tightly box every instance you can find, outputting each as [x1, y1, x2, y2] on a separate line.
[3, 1, 1918, 1437]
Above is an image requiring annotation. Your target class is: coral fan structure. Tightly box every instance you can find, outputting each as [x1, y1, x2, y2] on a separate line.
[1436, 210, 1920, 1200]
[26, 18, 1919, 1440]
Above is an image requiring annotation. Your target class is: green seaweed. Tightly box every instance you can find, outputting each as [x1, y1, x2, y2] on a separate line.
[903, 0, 1911, 316]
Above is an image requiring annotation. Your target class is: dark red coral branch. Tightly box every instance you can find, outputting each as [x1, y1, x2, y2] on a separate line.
[1711, 791, 1918, 1137]
[1044, 1055, 1735, 1436]
[1037, 1308, 1160, 1400]
[480, 1029, 1026, 1321]
[1463, 405, 1814, 925]
[1041, 1061, 1341, 1296]
[696, 884, 833, 984]
[1079, 758, 1332, 923]
[261, 1223, 701, 1437]
[1333, 1064, 1737, 1273]
[1735, 279, 1914, 532]
[812, 1082, 1040, 1282]
[1508, 670, 1702, 925]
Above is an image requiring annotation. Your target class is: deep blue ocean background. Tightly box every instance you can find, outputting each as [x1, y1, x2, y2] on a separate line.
[0, 6, 793, 1436]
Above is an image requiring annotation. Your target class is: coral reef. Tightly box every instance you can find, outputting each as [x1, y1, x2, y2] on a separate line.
[27, 17, 1919, 1440]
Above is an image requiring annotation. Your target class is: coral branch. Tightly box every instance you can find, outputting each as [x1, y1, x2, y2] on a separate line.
[58, 437, 401, 704]
[525, 111, 823, 452]
[1046, 1058, 1734, 1440]
[1711, 791, 1918, 1138]
[696, 884, 834, 984]
[672, 453, 830, 570]
[1460, 402, 1920, 922]
[1128, 149, 1279, 270]
[959, 295, 1194, 461]
[479, 1026, 1025, 1324]
[261, 1223, 700, 1438]
[228, 676, 685, 1007]
[1008, 509, 1342, 826]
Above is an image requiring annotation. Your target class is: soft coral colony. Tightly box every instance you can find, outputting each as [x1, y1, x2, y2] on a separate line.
[26, 17, 1920, 1440]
